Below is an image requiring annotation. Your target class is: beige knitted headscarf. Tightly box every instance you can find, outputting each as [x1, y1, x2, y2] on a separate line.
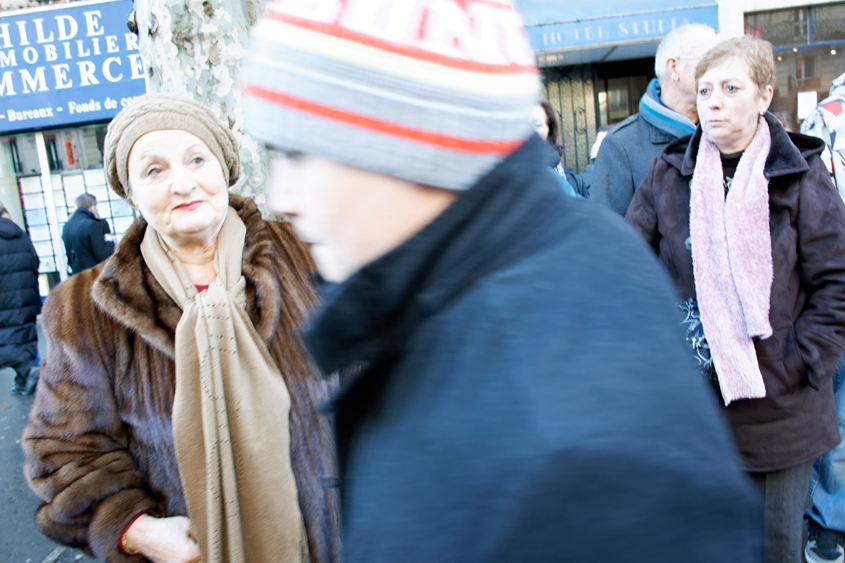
[102, 93, 241, 201]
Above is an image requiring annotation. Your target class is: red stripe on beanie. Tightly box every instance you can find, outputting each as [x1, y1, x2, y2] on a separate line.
[244, 83, 523, 154]
[264, 9, 537, 75]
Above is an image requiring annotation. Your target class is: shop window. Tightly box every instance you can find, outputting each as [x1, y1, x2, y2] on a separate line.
[594, 58, 653, 130]
[45, 137, 62, 172]
[7, 140, 23, 175]
[811, 4, 845, 43]
[745, 8, 809, 48]
[1, 124, 135, 293]
[746, 3, 845, 132]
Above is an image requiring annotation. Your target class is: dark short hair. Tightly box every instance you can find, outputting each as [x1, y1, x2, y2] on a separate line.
[539, 99, 562, 152]
[75, 193, 97, 209]
[695, 36, 775, 98]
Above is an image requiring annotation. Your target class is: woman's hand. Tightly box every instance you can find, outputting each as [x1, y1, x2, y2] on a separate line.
[123, 514, 201, 563]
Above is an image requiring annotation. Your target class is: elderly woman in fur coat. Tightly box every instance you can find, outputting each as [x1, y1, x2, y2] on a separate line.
[627, 37, 845, 563]
[22, 94, 340, 563]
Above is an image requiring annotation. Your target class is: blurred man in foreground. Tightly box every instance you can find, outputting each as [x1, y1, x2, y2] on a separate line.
[243, 1, 761, 561]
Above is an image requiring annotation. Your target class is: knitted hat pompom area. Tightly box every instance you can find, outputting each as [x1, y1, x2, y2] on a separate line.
[241, 0, 541, 192]
[102, 93, 241, 201]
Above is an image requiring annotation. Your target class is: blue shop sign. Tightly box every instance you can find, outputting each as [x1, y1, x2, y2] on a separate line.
[0, 0, 146, 134]
[524, 4, 719, 58]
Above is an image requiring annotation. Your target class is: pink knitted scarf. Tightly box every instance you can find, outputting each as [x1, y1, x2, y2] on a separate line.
[690, 117, 773, 405]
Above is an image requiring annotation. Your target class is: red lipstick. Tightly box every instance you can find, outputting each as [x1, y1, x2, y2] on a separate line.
[175, 201, 203, 211]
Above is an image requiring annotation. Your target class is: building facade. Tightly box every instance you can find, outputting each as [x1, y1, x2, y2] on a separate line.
[520, 0, 845, 174]
[0, 0, 145, 292]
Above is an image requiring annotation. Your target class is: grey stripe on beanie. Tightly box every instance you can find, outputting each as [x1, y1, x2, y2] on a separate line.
[103, 93, 240, 201]
[245, 95, 514, 191]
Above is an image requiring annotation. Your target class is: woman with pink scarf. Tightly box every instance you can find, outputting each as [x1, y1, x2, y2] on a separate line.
[627, 37, 845, 563]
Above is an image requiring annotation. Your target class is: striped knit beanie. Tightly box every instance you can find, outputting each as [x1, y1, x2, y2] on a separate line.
[103, 93, 240, 201]
[241, 0, 540, 191]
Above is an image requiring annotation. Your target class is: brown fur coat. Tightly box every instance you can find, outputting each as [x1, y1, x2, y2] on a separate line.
[23, 196, 341, 563]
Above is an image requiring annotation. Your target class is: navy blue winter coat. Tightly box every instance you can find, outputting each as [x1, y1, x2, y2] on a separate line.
[0, 217, 41, 371]
[62, 208, 114, 275]
[306, 135, 761, 563]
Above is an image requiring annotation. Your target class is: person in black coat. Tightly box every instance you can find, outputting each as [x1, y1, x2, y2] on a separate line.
[243, 3, 762, 560]
[0, 202, 41, 394]
[627, 38, 845, 563]
[62, 193, 114, 275]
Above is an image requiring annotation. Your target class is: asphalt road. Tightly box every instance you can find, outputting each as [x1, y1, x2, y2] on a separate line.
[0, 367, 97, 563]
[0, 311, 97, 563]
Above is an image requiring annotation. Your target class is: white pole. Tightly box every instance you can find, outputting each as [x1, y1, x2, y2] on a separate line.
[34, 132, 68, 282]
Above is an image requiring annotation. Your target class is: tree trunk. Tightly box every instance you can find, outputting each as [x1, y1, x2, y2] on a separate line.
[132, 0, 268, 212]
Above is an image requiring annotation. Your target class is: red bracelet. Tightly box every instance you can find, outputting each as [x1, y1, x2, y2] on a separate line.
[118, 511, 150, 556]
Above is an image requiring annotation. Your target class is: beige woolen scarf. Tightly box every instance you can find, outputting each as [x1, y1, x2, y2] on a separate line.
[141, 208, 307, 563]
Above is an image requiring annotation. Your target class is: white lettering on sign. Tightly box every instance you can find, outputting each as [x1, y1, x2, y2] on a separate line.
[7, 106, 55, 121]
[76, 39, 90, 57]
[68, 99, 102, 113]
[0, 6, 146, 107]
[55, 15, 78, 41]
[15, 21, 29, 46]
[103, 56, 122, 82]
[540, 15, 694, 48]
[53, 63, 71, 89]
[128, 53, 143, 79]
[0, 54, 144, 96]
[0, 50, 16, 67]
[20, 67, 47, 93]
[0, 71, 14, 95]
[124, 32, 138, 51]
[0, 23, 9, 49]
[33, 19, 54, 43]
[22, 46, 37, 64]
[83, 11, 105, 37]
[119, 94, 139, 107]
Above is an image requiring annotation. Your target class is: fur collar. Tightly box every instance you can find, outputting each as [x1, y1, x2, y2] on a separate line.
[661, 113, 825, 179]
[92, 195, 284, 359]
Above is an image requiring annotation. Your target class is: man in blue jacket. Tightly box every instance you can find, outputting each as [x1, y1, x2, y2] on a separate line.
[0, 202, 41, 395]
[591, 24, 719, 215]
[243, 1, 762, 561]
[61, 193, 114, 275]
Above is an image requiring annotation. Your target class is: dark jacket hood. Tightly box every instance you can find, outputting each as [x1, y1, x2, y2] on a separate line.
[662, 112, 825, 179]
[0, 217, 24, 240]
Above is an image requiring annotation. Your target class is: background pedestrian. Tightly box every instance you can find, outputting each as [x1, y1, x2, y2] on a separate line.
[61, 193, 115, 275]
[591, 24, 720, 214]
[800, 71, 845, 563]
[532, 100, 588, 197]
[0, 201, 40, 395]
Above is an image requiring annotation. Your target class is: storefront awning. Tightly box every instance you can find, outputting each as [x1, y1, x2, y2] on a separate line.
[515, 1, 719, 67]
